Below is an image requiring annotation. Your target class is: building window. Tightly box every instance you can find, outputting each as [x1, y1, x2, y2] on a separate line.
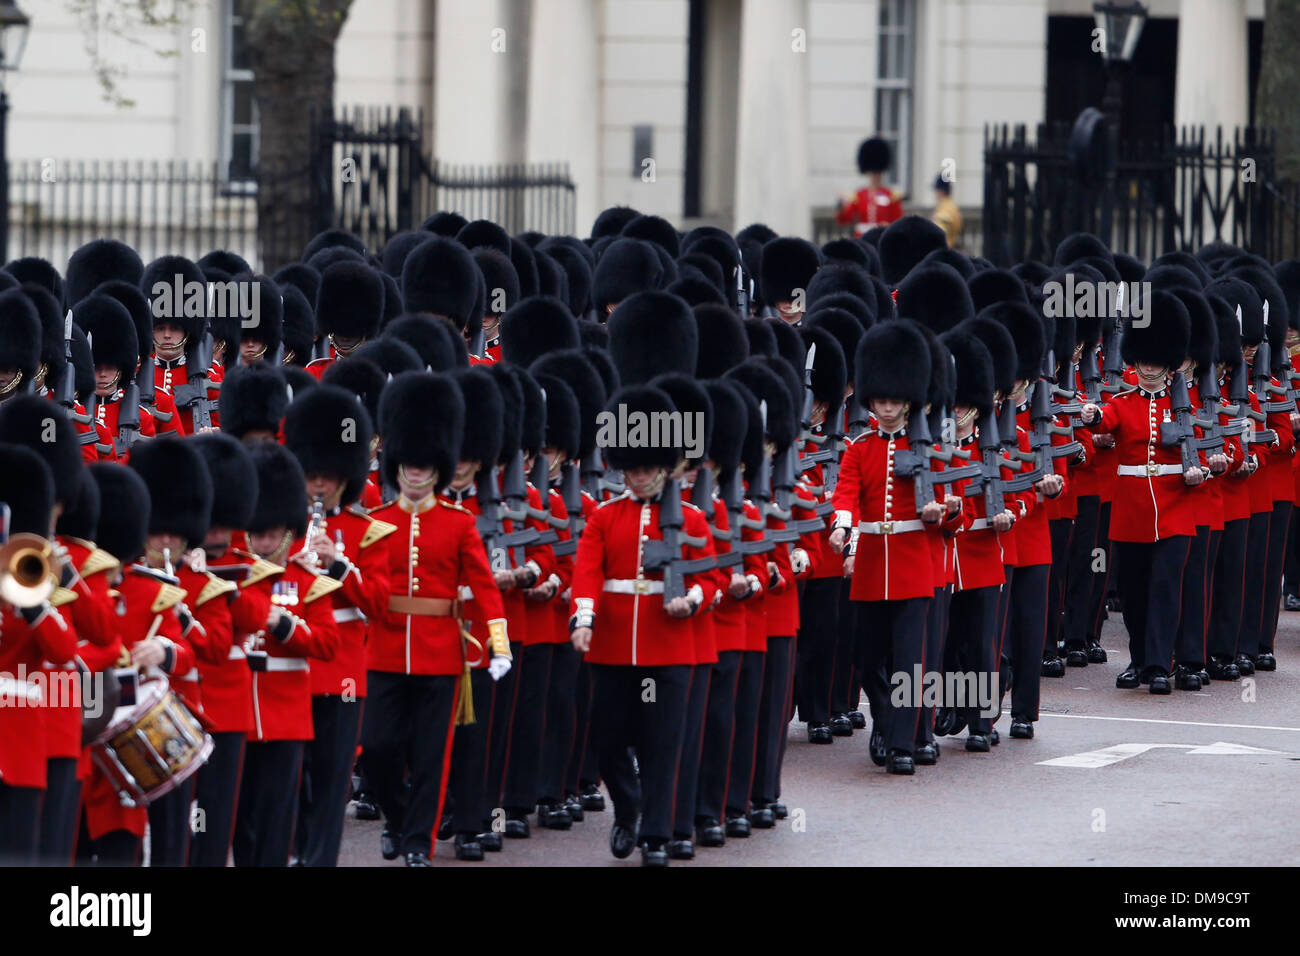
[876, 0, 914, 195]
[222, 0, 258, 186]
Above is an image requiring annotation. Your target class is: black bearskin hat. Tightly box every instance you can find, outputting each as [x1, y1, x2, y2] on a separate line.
[448, 366, 504, 469]
[140, 255, 207, 344]
[379, 372, 464, 492]
[806, 262, 873, 310]
[350, 337, 424, 377]
[800, 325, 848, 418]
[218, 360, 290, 439]
[726, 358, 797, 452]
[529, 348, 607, 461]
[234, 273, 284, 355]
[921, 246, 976, 280]
[608, 291, 698, 386]
[474, 247, 521, 319]
[5, 257, 63, 302]
[578, 318, 609, 350]
[89, 462, 150, 562]
[284, 384, 374, 507]
[67, 239, 144, 308]
[980, 301, 1044, 383]
[70, 326, 94, 402]
[1053, 232, 1113, 267]
[621, 215, 680, 257]
[92, 280, 152, 367]
[694, 303, 750, 379]
[127, 437, 214, 550]
[1206, 294, 1243, 368]
[514, 366, 546, 457]
[805, 307, 865, 381]
[592, 206, 641, 239]
[274, 263, 322, 309]
[198, 250, 252, 278]
[812, 291, 874, 328]
[1171, 289, 1216, 371]
[17, 283, 66, 390]
[601, 384, 681, 471]
[457, 220, 512, 257]
[246, 441, 308, 538]
[384, 314, 468, 370]
[539, 242, 594, 317]
[879, 216, 948, 285]
[510, 238, 540, 300]
[0, 393, 82, 508]
[56, 468, 100, 542]
[0, 288, 43, 387]
[1205, 276, 1263, 346]
[422, 211, 469, 237]
[535, 372, 581, 461]
[669, 272, 725, 307]
[72, 294, 137, 377]
[1120, 290, 1190, 371]
[381, 231, 431, 278]
[856, 137, 891, 174]
[968, 268, 1029, 312]
[281, 285, 314, 366]
[487, 363, 524, 467]
[1273, 259, 1300, 331]
[745, 318, 777, 358]
[593, 238, 664, 313]
[317, 261, 385, 341]
[650, 373, 713, 464]
[821, 237, 873, 271]
[1145, 264, 1202, 294]
[189, 432, 258, 530]
[941, 327, 996, 419]
[500, 296, 580, 368]
[736, 223, 777, 247]
[961, 316, 1019, 398]
[307, 246, 364, 275]
[703, 379, 747, 474]
[855, 319, 930, 408]
[729, 377, 765, 480]
[321, 357, 387, 431]
[897, 263, 975, 333]
[303, 229, 366, 262]
[760, 237, 821, 307]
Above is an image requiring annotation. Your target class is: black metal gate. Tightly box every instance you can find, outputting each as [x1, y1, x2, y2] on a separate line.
[983, 121, 1284, 266]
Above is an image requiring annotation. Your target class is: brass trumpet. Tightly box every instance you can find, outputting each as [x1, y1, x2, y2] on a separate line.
[0, 533, 55, 608]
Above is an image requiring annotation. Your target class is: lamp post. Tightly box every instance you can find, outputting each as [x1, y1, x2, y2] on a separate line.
[0, 1, 30, 264]
[1092, 1, 1147, 247]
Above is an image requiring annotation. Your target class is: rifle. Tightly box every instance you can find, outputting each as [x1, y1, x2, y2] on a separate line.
[1100, 312, 1125, 396]
[524, 453, 564, 546]
[734, 261, 749, 318]
[846, 394, 870, 440]
[1080, 341, 1103, 404]
[640, 478, 715, 605]
[172, 331, 215, 431]
[499, 451, 543, 566]
[1027, 378, 1082, 472]
[721, 466, 774, 557]
[473, 468, 513, 573]
[1158, 370, 1220, 473]
[892, 404, 981, 517]
[553, 461, 585, 558]
[1254, 334, 1292, 416]
[1221, 354, 1276, 448]
[113, 378, 142, 456]
[56, 310, 78, 410]
[691, 465, 743, 571]
[962, 409, 1008, 519]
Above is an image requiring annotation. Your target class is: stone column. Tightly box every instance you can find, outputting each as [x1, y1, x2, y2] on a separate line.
[1175, 0, 1248, 132]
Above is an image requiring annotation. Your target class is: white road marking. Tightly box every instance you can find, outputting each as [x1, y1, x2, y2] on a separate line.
[1038, 713, 1300, 733]
[1038, 741, 1289, 768]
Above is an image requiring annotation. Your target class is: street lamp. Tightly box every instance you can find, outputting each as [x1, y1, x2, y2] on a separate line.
[0, 1, 30, 263]
[1092, 2, 1147, 247]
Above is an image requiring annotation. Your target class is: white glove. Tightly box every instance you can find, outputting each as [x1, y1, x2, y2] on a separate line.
[791, 548, 810, 575]
[488, 655, 512, 681]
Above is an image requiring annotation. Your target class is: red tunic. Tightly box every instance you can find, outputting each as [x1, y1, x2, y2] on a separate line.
[0, 604, 76, 789]
[835, 185, 904, 234]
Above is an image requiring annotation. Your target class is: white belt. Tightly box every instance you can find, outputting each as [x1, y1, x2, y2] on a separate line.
[228, 646, 246, 661]
[40, 660, 76, 671]
[178, 670, 200, 683]
[603, 579, 664, 595]
[858, 519, 926, 535]
[263, 657, 310, 672]
[1117, 463, 1184, 477]
[967, 518, 991, 531]
[334, 607, 365, 623]
[458, 586, 475, 601]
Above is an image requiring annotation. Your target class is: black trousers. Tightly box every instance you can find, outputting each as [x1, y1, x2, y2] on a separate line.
[917, 586, 951, 746]
[995, 565, 1015, 661]
[503, 643, 555, 813]
[1063, 495, 1102, 650]
[673, 663, 712, 839]
[947, 585, 1001, 735]
[0, 782, 42, 865]
[1113, 536, 1192, 679]
[1087, 501, 1114, 644]
[1262, 501, 1293, 653]
[484, 640, 522, 811]
[1208, 518, 1248, 661]
[37, 757, 81, 865]
[447, 667, 494, 835]
[295, 695, 363, 867]
[795, 577, 840, 724]
[1046, 517, 1075, 654]
[591, 663, 691, 845]
[538, 643, 582, 805]
[752, 634, 795, 806]
[1238, 511, 1272, 657]
[148, 775, 195, 867]
[724, 650, 765, 817]
[856, 596, 929, 754]
[696, 651, 741, 824]
[190, 730, 246, 867]
[568, 657, 598, 793]
[233, 739, 305, 866]
[1285, 508, 1300, 598]
[361, 671, 458, 858]
[1006, 564, 1049, 722]
[1175, 526, 1212, 668]
[830, 579, 859, 715]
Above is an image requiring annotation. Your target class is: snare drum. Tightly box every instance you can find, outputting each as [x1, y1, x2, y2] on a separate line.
[90, 676, 213, 807]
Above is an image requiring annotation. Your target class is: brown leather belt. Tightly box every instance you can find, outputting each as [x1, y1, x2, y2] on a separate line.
[388, 595, 457, 617]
